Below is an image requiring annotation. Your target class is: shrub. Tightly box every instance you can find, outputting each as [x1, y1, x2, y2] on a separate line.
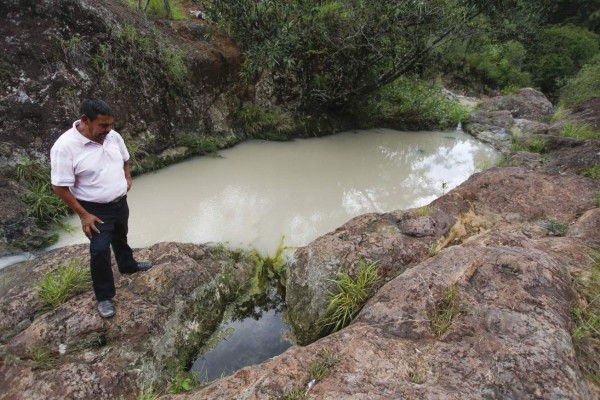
[177, 134, 220, 155]
[366, 76, 469, 129]
[35, 258, 91, 311]
[233, 103, 294, 140]
[16, 159, 71, 227]
[318, 260, 381, 334]
[559, 55, 600, 108]
[544, 220, 569, 236]
[530, 24, 599, 97]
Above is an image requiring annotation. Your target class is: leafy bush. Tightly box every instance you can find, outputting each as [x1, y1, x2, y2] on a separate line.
[35, 258, 91, 311]
[233, 103, 294, 140]
[529, 24, 599, 96]
[559, 55, 600, 108]
[365, 76, 469, 129]
[462, 40, 531, 91]
[16, 159, 71, 227]
[177, 134, 220, 154]
[583, 164, 600, 180]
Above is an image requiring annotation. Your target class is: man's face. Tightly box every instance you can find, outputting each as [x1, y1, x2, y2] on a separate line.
[84, 114, 114, 143]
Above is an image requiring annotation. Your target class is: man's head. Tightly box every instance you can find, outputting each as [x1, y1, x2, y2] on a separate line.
[78, 99, 114, 144]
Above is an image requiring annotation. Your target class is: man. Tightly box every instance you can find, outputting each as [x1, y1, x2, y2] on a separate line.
[50, 99, 151, 318]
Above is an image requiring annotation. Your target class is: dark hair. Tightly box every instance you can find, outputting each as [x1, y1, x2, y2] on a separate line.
[79, 99, 113, 121]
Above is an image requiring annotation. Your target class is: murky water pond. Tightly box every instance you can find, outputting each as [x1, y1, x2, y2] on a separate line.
[48, 128, 498, 254]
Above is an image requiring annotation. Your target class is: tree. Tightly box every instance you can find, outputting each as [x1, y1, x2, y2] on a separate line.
[203, 0, 547, 111]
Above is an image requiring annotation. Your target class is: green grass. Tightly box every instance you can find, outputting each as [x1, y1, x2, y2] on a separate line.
[16, 159, 72, 227]
[35, 258, 91, 311]
[571, 251, 600, 383]
[285, 389, 306, 399]
[429, 286, 461, 335]
[544, 220, 569, 236]
[124, 0, 186, 20]
[559, 121, 600, 140]
[309, 350, 339, 382]
[167, 370, 199, 394]
[137, 384, 162, 400]
[318, 260, 381, 334]
[524, 137, 546, 153]
[414, 205, 432, 217]
[177, 134, 220, 155]
[29, 346, 56, 369]
[594, 193, 600, 207]
[583, 164, 600, 180]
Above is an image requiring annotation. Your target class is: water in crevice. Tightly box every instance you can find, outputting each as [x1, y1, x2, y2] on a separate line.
[190, 281, 292, 383]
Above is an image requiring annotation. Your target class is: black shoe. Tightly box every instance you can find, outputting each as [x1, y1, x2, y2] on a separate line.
[97, 300, 115, 318]
[121, 261, 152, 274]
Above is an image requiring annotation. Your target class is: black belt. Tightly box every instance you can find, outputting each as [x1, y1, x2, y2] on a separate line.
[109, 195, 126, 204]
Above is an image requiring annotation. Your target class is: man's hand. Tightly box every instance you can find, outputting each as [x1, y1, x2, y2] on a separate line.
[80, 212, 103, 238]
[126, 176, 132, 192]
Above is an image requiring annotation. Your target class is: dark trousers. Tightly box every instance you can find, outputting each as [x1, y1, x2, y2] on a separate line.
[79, 196, 137, 301]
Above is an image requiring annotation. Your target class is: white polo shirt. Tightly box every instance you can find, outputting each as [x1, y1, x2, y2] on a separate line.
[50, 120, 130, 203]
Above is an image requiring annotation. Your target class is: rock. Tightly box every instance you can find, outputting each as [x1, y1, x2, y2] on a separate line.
[463, 110, 514, 153]
[0, 242, 255, 399]
[486, 88, 554, 123]
[511, 118, 549, 137]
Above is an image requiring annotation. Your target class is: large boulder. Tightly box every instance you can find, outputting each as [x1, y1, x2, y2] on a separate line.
[0, 242, 255, 399]
[486, 88, 554, 123]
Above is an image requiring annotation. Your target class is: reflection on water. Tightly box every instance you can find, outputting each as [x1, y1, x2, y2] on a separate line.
[48, 128, 498, 254]
[190, 286, 292, 382]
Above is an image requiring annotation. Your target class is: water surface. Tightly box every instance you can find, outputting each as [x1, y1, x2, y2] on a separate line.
[49, 128, 498, 254]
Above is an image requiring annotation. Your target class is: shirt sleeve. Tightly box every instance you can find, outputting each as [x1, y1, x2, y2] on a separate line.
[114, 131, 130, 162]
[50, 144, 75, 187]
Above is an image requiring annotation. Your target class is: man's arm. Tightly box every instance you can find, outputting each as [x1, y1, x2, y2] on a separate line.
[52, 186, 103, 238]
[124, 160, 132, 191]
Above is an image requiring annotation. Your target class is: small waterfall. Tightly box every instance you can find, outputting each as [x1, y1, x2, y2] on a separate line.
[456, 121, 463, 132]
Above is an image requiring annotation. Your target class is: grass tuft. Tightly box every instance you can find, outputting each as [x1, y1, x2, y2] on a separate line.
[582, 164, 600, 180]
[318, 260, 381, 334]
[309, 350, 340, 382]
[544, 220, 569, 236]
[137, 384, 162, 400]
[16, 159, 71, 227]
[559, 121, 600, 140]
[571, 251, 600, 383]
[414, 205, 432, 217]
[29, 346, 57, 369]
[35, 258, 91, 311]
[429, 286, 461, 335]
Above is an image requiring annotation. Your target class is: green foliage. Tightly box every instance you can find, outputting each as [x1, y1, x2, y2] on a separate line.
[124, 0, 185, 20]
[203, 1, 530, 110]
[35, 258, 91, 311]
[167, 370, 199, 394]
[285, 389, 306, 400]
[429, 285, 461, 335]
[594, 193, 600, 207]
[318, 260, 381, 334]
[16, 159, 71, 227]
[177, 134, 220, 155]
[530, 24, 599, 96]
[137, 385, 161, 400]
[559, 55, 600, 108]
[544, 220, 569, 236]
[29, 346, 57, 369]
[571, 251, 600, 382]
[414, 205, 433, 217]
[559, 121, 600, 140]
[91, 21, 188, 91]
[366, 76, 469, 129]
[524, 137, 546, 153]
[463, 40, 531, 91]
[583, 164, 600, 180]
[233, 103, 294, 140]
[251, 237, 289, 293]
